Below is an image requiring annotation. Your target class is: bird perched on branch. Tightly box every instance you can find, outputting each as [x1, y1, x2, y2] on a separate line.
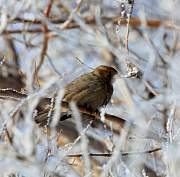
[35, 65, 119, 124]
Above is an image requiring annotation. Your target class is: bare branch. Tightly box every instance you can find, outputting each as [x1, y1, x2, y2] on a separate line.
[76, 57, 94, 70]
[0, 89, 164, 141]
[66, 147, 162, 157]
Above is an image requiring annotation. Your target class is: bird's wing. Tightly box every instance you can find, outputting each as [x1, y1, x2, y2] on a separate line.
[64, 73, 108, 111]
[102, 85, 113, 106]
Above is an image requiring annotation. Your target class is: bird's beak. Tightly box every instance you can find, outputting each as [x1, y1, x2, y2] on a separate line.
[113, 73, 121, 79]
[112, 73, 120, 83]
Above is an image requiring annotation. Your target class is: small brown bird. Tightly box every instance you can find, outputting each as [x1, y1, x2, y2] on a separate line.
[35, 65, 119, 124]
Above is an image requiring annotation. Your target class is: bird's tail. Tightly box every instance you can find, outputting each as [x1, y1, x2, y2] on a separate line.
[34, 108, 72, 124]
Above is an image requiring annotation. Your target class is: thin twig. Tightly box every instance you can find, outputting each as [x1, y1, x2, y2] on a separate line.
[137, 76, 159, 96]
[66, 147, 162, 157]
[103, 121, 115, 151]
[34, 0, 53, 81]
[14, 62, 38, 91]
[125, 0, 134, 53]
[34, 61, 40, 89]
[0, 88, 27, 99]
[60, 0, 83, 30]
[55, 119, 94, 170]
[116, 10, 125, 49]
[45, 0, 53, 17]
[14, 62, 27, 80]
[4, 125, 12, 145]
[0, 57, 7, 67]
[76, 57, 94, 70]
[46, 54, 62, 78]
[34, 21, 48, 79]
[116, 17, 123, 49]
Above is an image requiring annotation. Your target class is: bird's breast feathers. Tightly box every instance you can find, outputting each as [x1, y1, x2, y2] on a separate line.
[64, 73, 113, 111]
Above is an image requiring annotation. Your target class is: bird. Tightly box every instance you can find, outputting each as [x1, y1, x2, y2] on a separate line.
[34, 65, 119, 124]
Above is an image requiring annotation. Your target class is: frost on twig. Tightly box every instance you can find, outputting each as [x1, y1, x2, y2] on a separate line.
[0, 0, 179, 175]
[0, 57, 6, 67]
[120, 61, 139, 78]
